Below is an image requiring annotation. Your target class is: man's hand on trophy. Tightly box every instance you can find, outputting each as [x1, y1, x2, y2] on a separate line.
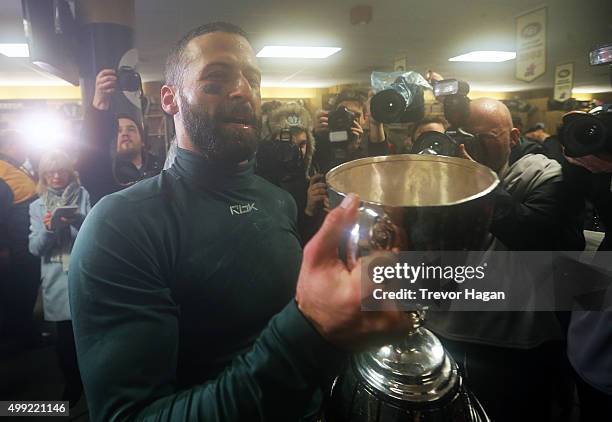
[295, 193, 414, 351]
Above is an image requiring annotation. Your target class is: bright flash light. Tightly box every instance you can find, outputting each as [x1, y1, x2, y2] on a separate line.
[18, 112, 70, 150]
[0, 43, 29, 58]
[448, 51, 516, 62]
[256, 46, 341, 59]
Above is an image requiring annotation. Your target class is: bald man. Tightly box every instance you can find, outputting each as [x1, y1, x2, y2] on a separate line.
[426, 98, 582, 421]
[457, 98, 583, 250]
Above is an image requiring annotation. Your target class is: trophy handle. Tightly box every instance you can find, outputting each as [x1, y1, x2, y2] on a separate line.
[344, 206, 396, 264]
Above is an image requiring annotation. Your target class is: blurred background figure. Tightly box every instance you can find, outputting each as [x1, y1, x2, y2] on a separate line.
[256, 102, 322, 244]
[80, 69, 162, 204]
[411, 115, 449, 146]
[524, 122, 551, 143]
[28, 149, 90, 406]
[0, 130, 41, 351]
[113, 113, 162, 185]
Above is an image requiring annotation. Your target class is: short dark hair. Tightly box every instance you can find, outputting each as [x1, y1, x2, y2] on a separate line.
[411, 116, 449, 139]
[334, 89, 368, 109]
[164, 22, 249, 90]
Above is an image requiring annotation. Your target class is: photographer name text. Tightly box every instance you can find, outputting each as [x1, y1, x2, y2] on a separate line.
[372, 288, 505, 302]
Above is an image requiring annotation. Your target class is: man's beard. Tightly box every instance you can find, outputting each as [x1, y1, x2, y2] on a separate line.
[117, 143, 140, 161]
[180, 93, 261, 165]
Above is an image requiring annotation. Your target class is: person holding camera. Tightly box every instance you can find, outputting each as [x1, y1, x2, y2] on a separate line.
[410, 115, 449, 147]
[28, 149, 90, 406]
[311, 89, 389, 174]
[256, 102, 332, 245]
[298, 90, 390, 243]
[79, 69, 162, 204]
[425, 97, 584, 421]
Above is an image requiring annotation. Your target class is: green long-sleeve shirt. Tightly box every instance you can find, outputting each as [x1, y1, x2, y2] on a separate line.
[68, 147, 344, 421]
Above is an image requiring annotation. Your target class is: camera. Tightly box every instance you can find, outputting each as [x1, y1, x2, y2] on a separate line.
[559, 105, 612, 157]
[370, 76, 425, 123]
[256, 128, 306, 186]
[433, 79, 470, 128]
[117, 66, 142, 92]
[411, 129, 484, 161]
[411, 79, 480, 159]
[328, 106, 357, 142]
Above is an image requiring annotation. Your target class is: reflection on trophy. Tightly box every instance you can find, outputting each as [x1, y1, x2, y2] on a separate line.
[324, 154, 499, 421]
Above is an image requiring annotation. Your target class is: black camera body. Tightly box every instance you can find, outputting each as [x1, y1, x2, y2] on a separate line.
[328, 106, 357, 142]
[370, 77, 425, 123]
[411, 129, 483, 161]
[433, 79, 471, 129]
[411, 79, 483, 159]
[256, 132, 306, 186]
[117, 66, 142, 92]
[559, 105, 612, 158]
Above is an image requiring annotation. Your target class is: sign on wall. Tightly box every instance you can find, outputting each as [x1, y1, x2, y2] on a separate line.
[553, 63, 574, 102]
[515, 7, 547, 82]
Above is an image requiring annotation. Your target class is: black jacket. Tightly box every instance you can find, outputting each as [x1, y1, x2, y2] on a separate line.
[492, 140, 585, 251]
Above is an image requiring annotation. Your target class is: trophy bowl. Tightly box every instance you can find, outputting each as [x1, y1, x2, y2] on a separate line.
[324, 154, 498, 422]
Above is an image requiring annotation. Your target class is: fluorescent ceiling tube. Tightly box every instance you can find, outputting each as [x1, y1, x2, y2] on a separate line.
[449, 51, 516, 62]
[257, 46, 341, 59]
[0, 43, 29, 57]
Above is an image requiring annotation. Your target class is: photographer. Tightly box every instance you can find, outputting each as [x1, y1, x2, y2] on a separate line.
[426, 98, 584, 422]
[311, 89, 389, 174]
[550, 107, 612, 419]
[411, 115, 449, 145]
[79, 69, 162, 204]
[299, 90, 390, 244]
[256, 103, 328, 244]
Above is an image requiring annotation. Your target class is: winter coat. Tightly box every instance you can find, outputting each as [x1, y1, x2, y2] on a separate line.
[28, 186, 91, 321]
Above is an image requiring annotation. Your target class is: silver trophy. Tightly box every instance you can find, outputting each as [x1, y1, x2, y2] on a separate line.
[324, 154, 498, 422]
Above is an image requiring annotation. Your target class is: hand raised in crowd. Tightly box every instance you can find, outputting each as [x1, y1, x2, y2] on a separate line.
[305, 174, 329, 216]
[296, 193, 414, 351]
[92, 69, 118, 111]
[314, 110, 329, 137]
[351, 118, 364, 141]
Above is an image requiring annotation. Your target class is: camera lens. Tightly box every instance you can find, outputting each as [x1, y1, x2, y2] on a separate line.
[370, 89, 407, 123]
[561, 114, 609, 157]
[411, 131, 458, 156]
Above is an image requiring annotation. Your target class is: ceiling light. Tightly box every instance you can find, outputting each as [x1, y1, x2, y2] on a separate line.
[256, 46, 341, 59]
[572, 86, 612, 94]
[449, 51, 516, 62]
[0, 43, 30, 58]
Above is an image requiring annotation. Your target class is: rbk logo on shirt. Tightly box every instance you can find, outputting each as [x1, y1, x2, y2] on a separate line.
[230, 202, 258, 215]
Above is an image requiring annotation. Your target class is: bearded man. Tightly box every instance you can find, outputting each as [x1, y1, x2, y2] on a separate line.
[69, 22, 411, 422]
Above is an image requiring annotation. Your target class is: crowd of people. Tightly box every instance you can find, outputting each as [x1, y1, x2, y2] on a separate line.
[0, 20, 610, 422]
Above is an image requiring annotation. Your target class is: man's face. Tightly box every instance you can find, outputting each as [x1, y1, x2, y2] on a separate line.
[116, 118, 143, 158]
[464, 105, 512, 173]
[177, 32, 262, 164]
[338, 100, 366, 128]
[413, 122, 446, 142]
